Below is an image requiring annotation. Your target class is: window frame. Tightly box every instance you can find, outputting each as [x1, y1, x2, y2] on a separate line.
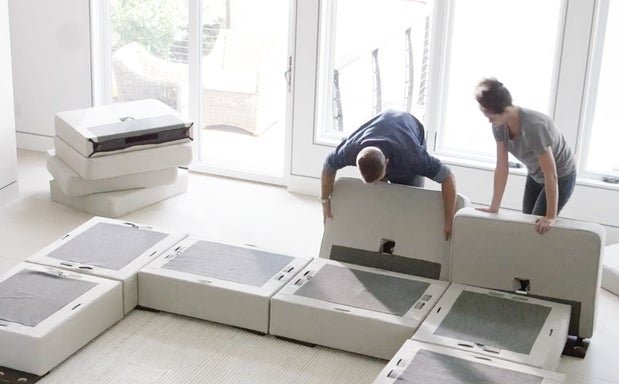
[426, 0, 568, 164]
[577, 0, 615, 180]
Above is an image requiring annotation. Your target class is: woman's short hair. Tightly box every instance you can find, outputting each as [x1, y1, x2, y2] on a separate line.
[476, 78, 512, 114]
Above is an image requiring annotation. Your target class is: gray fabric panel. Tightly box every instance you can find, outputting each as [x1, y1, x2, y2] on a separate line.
[395, 349, 544, 384]
[0, 270, 97, 327]
[527, 292, 581, 337]
[295, 264, 429, 316]
[330, 245, 441, 279]
[162, 241, 295, 287]
[435, 291, 551, 354]
[46, 223, 168, 270]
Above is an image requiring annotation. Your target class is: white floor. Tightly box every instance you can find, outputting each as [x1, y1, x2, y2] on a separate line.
[1, 149, 619, 384]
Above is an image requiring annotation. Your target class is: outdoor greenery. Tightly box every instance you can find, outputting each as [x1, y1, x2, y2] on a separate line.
[111, 0, 224, 61]
[111, 0, 187, 58]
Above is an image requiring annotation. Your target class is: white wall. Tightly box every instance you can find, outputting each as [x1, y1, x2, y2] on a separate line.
[9, 0, 92, 151]
[1, 0, 17, 192]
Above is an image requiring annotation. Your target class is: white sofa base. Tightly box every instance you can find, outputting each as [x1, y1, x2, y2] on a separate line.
[413, 283, 570, 370]
[270, 258, 449, 360]
[0, 263, 123, 376]
[374, 340, 565, 383]
[27, 217, 187, 314]
[138, 238, 311, 333]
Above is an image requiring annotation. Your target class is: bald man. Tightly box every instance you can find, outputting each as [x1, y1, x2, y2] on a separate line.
[320, 110, 457, 240]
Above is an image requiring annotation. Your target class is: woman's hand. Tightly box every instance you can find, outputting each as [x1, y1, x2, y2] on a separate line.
[535, 216, 556, 234]
[476, 206, 499, 214]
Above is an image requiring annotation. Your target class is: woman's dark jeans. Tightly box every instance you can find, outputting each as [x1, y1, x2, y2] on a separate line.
[522, 171, 577, 216]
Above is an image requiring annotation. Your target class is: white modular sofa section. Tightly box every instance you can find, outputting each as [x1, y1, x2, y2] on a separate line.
[0, 263, 123, 376]
[451, 208, 605, 339]
[412, 284, 570, 370]
[320, 178, 469, 280]
[139, 238, 311, 333]
[27, 217, 187, 314]
[50, 171, 188, 218]
[602, 243, 619, 297]
[54, 136, 192, 180]
[374, 340, 565, 384]
[270, 258, 449, 360]
[55, 99, 193, 158]
[47, 151, 179, 197]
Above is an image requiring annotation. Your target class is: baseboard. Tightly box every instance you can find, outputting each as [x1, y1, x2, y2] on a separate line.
[16, 132, 54, 152]
[0, 181, 18, 207]
[287, 174, 319, 196]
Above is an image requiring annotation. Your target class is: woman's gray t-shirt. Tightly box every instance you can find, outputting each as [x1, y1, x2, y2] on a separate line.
[492, 108, 576, 183]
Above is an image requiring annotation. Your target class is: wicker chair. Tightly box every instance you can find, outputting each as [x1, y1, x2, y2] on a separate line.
[201, 29, 275, 136]
[112, 35, 275, 135]
[112, 42, 185, 111]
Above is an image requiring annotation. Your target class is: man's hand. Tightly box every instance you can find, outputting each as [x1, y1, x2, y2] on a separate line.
[535, 216, 555, 235]
[320, 166, 336, 225]
[443, 223, 452, 241]
[322, 199, 332, 225]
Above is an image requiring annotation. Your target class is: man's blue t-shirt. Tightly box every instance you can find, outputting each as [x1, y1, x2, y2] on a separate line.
[324, 110, 450, 185]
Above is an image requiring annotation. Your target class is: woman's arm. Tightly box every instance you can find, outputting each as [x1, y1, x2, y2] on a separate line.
[479, 140, 509, 213]
[535, 148, 558, 234]
[440, 171, 457, 240]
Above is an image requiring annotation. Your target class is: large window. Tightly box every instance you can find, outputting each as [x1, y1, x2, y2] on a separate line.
[582, 0, 619, 178]
[437, 0, 563, 160]
[315, 0, 433, 144]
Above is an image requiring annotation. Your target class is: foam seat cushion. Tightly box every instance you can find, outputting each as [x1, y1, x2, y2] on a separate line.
[50, 172, 188, 218]
[47, 151, 179, 196]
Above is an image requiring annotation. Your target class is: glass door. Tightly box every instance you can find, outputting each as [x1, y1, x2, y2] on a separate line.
[194, 0, 291, 182]
[108, 0, 190, 112]
[97, 0, 292, 185]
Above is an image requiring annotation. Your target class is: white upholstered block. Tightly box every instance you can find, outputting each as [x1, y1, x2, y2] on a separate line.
[451, 208, 605, 339]
[374, 340, 565, 384]
[27, 217, 187, 314]
[55, 99, 193, 158]
[54, 136, 192, 180]
[138, 238, 312, 333]
[320, 177, 470, 281]
[0, 263, 123, 375]
[602, 243, 619, 297]
[412, 284, 570, 370]
[50, 172, 188, 218]
[270, 258, 449, 360]
[47, 151, 178, 196]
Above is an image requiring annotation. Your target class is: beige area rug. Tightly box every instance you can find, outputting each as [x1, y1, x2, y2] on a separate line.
[40, 309, 385, 384]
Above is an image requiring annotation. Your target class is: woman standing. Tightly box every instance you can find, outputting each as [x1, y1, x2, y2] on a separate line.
[475, 78, 577, 234]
